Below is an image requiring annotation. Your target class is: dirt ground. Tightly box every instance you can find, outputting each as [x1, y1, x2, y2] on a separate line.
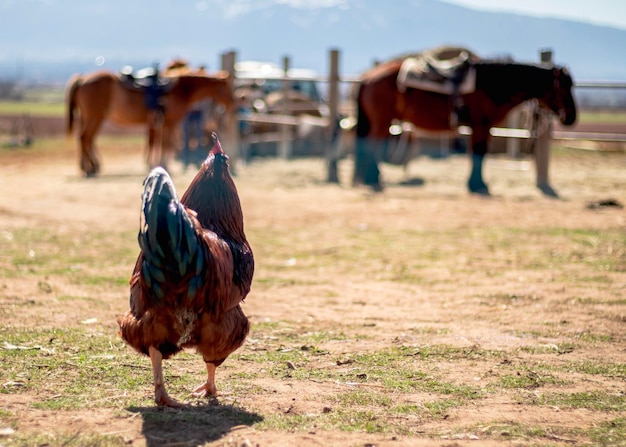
[0, 125, 625, 446]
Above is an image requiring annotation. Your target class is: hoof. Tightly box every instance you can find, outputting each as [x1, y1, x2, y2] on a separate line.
[537, 183, 559, 198]
[468, 182, 490, 196]
[369, 182, 384, 193]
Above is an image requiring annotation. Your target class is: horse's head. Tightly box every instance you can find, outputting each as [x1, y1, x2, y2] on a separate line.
[545, 66, 577, 126]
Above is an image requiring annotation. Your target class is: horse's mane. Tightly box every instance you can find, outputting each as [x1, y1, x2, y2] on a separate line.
[476, 58, 557, 69]
[472, 59, 564, 84]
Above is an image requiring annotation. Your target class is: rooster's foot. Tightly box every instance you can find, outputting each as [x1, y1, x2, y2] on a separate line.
[149, 346, 186, 408]
[155, 383, 187, 408]
[191, 381, 218, 398]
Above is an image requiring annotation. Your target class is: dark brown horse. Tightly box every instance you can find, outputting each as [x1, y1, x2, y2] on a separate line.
[66, 70, 233, 176]
[353, 58, 577, 194]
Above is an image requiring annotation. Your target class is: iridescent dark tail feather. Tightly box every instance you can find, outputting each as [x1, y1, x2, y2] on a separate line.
[138, 167, 204, 300]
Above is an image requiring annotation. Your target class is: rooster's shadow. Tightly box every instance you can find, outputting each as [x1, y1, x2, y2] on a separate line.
[127, 399, 263, 447]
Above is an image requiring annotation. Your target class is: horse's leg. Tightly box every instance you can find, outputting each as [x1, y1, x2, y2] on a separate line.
[353, 126, 388, 191]
[77, 123, 94, 176]
[145, 109, 165, 170]
[181, 117, 191, 170]
[353, 83, 386, 191]
[146, 126, 156, 169]
[159, 126, 173, 172]
[80, 120, 103, 177]
[353, 137, 384, 189]
[468, 131, 490, 195]
[147, 126, 165, 169]
[368, 138, 387, 190]
[79, 146, 91, 176]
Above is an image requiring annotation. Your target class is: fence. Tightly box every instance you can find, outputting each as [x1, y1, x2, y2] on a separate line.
[219, 49, 626, 186]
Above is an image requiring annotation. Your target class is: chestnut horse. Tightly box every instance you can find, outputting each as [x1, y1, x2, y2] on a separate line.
[353, 59, 577, 194]
[66, 70, 233, 176]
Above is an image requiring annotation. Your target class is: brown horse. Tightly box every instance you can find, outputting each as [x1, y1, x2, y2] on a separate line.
[353, 58, 577, 194]
[66, 70, 233, 176]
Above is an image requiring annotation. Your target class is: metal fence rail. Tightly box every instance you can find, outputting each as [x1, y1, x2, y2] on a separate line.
[222, 50, 626, 157]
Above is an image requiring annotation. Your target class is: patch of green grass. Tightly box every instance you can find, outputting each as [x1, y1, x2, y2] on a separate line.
[252, 277, 324, 287]
[259, 404, 409, 435]
[589, 417, 626, 447]
[517, 342, 578, 354]
[478, 292, 540, 304]
[329, 409, 390, 434]
[336, 390, 392, 407]
[0, 326, 153, 409]
[234, 342, 487, 435]
[250, 224, 625, 288]
[508, 325, 616, 345]
[579, 110, 626, 125]
[422, 398, 465, 418]
[552, 360, 626, 378]
[407, 326, 451, 336]
[496, 370, 565, 389]
[575, 332, 614, 343]
[474, 421, 577, 443]
[573, 296, 626, 306]
[0, 227, 135, 287]
[0, 100, 64, 117]
[236, 347, 484, 433]
[250, 321, 355, 347]
[408, 344, 507, 361]
[6, 433, 129, 447]
[536, 390, 626, 412]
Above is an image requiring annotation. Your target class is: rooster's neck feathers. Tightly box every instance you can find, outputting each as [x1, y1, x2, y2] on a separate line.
[180, 153, 246, 242]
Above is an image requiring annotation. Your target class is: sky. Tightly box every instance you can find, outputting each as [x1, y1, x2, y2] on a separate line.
[442, 0, 626, 30]
[1, 0, 625, 82]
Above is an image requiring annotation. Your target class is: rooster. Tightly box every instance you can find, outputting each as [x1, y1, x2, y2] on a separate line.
[117, 133, 254, 408]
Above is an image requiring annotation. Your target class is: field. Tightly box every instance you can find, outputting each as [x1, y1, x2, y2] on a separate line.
[0, 128, 625, 446]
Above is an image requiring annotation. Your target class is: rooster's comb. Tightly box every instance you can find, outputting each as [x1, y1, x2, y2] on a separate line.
[210, 133, 224, 155]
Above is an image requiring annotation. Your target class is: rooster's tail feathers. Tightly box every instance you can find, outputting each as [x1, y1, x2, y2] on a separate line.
[138, 168, 204, 298]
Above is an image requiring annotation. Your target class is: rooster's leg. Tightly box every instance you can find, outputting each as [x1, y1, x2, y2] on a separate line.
[191, 361, 218, 398]
[149, 346, 186, 408]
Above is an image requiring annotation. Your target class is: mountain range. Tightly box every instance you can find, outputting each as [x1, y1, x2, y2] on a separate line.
[1, 0, 625, 85]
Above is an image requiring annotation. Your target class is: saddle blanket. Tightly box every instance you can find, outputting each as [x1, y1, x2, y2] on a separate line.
[397, 46, 477, 95]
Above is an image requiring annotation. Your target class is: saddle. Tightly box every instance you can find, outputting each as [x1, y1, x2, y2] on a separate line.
[119, 65, 172, 89]
[119, 65, 175, 113]
[397, 46, 477, 95]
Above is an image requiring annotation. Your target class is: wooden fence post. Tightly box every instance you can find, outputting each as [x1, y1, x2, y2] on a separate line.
[221, 50, 239, 168]
[535, 48, 554, 194]
[535, 116, 553, 193]
[279, 56, 292, 159]
[326, 48, 340, 183]
[506, 107, 521, 158]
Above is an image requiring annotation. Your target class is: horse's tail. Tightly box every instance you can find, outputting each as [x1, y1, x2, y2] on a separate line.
[65, 73, 82, 137]
[355, 83, 371, 138]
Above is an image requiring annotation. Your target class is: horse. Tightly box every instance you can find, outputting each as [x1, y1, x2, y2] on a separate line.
[353, 56, 577, 195]
[66, 69, 233, 176]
